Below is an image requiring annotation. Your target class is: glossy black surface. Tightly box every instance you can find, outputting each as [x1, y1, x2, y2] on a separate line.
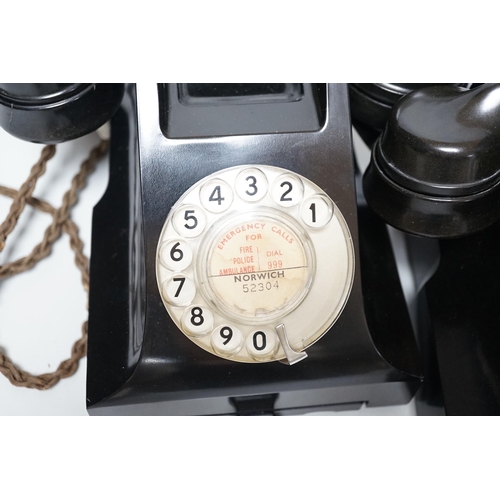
[380, 84, 500, 196]
[86, 84, 421, 415]
[349, 84, 453, 148]
[356, 83, 500, 415]
[179, 83, 303, 102]
[426, 221, 500, 415]
[87, 86, 144, 401]
[0, 83, 83, 100]
[363, 84, 500, 238]
[0, 83, 124, 144]
[161, 83, 324, 138]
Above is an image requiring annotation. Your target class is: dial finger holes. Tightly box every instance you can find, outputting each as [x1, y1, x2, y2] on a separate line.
[181, 305, 214, 337]
[271, 173, 304, 207]
[200, 179, 234, 213]
[172, 204, 206, 237]
[156, 164, 355, 364]
[246, 329, 278, 360]
[235, 167, 268, 202]
[300, 194, 334, 228]
[162, 275, 196, 306]
[211, 324, 244, 356]
[160, 239, 193, 271]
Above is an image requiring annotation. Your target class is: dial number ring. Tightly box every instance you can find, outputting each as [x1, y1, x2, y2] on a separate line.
[155, 165, 355, 364]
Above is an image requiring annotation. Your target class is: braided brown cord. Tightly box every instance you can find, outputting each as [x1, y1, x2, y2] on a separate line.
[0, 140, 108, 389]
[0, 145, 56, 252]
[0, 140, 108, 280]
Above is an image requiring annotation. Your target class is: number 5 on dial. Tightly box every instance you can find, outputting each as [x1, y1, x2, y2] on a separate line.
[173, 204, 206, 237]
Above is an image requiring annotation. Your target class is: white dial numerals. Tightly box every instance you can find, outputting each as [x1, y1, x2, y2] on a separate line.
[271, 173, 304, 207]
[246, 329, 278, 360]
[300, 195, 334, 228]
[235, 168, 268, 202]
[162, 275, 196, 306]
[172, 204, 206, 237]
[200, 179, 234, 213]
[211, 325, 244, 356]
[160, 240, 193, 271]
[181, 305, 214, 337]
[156, 164, 355, 364]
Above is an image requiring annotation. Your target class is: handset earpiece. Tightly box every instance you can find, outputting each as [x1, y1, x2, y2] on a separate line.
[0, 83, 124, 144]
[363, 83, 500, 238]
[349, 83, 459, 149]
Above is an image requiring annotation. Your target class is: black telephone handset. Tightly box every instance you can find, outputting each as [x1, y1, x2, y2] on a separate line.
[358, 83, 500, 415]
[2, 83, 499, 415]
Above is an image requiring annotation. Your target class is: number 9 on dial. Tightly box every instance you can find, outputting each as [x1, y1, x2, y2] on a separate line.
[211, 325, 244, 355]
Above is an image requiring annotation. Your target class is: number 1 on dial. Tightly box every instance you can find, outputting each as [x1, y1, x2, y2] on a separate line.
[301, 195, 333, 228]
[309, 202, 316, 223]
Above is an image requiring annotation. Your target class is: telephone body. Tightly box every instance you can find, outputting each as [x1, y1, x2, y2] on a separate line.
[85, 84, 421, 415]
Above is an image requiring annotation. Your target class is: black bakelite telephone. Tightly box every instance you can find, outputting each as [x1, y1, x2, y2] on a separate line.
[1, 83, 499, 415]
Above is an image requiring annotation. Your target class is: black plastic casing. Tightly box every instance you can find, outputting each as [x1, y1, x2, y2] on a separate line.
[363, 84, 500, 238]
[358, 83, 500, 415]
[86, 84, 421, 415]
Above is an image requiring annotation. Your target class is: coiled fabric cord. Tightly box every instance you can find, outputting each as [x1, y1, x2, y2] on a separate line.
[0, 140, 108, 389]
